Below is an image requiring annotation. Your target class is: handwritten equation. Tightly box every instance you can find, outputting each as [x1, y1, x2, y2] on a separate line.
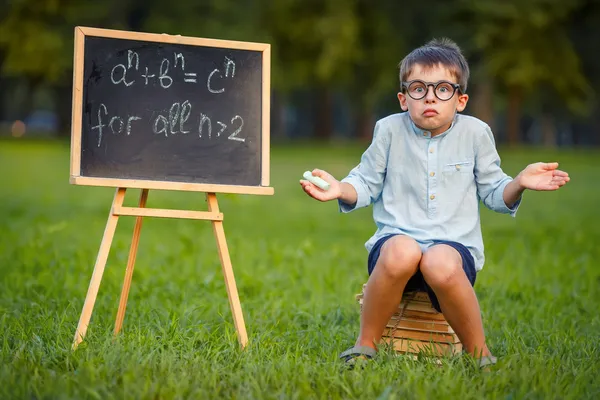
[91, 49, 248, 147]
[110, 50, 236, 93]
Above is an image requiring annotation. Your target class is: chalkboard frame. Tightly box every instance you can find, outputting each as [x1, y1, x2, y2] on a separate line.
[70, 26, 273, 196]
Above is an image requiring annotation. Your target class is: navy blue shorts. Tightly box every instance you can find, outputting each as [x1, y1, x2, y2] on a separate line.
[367, 235, 477, 313]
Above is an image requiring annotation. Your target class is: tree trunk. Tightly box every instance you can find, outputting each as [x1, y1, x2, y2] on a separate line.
[0, 77, 7, 122]
[594, 115, 600, 146]
[356, 106, 374, 142]
[55, 83, 72, 137]
[21, 77, 42, 121]
[540, 113, 557, 148]
[314, 87, 333, 140]
[471, 80, 494, 131]
[506, 86, 522, 146]
[269, 90, 286, 142]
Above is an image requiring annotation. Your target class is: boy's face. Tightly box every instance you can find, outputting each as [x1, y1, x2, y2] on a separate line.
[397, 63, 469, 136]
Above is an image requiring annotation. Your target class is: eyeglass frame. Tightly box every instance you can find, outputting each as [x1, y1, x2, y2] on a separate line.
[401, 80, 462, 101]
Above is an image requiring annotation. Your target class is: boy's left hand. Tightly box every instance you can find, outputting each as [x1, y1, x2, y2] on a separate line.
[516, 162, 570, 191]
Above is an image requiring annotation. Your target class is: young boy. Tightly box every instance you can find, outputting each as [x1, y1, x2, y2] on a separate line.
[299, 38, 570, 367]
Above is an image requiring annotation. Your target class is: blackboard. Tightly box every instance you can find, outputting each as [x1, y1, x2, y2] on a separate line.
[70, 27, 273, 195]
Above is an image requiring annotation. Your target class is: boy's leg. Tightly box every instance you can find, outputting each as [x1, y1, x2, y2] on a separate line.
[356, 235, 422, 349]
[419, 244, 491, 358]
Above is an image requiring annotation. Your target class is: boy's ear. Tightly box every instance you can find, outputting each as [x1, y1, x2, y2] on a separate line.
[456, 93, 469, 112]
[397, 92, 409, 111]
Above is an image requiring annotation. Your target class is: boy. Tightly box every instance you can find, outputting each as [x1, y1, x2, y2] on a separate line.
[299, 38, 570, 368]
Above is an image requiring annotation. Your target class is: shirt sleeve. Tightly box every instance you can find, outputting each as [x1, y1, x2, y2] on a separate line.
[474, 126, 521, 216]
[338, 120, 390, 213]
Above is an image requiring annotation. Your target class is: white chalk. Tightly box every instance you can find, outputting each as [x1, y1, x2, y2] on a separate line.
[303, 171, 331, 191]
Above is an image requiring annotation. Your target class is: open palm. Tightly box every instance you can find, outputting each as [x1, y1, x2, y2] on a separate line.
[518, 162, 570, 191]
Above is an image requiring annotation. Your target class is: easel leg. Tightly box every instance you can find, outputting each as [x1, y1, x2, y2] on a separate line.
[72, 188, 126, 350]
[114, 189, 149, 336]
[206, 193, 249, 348]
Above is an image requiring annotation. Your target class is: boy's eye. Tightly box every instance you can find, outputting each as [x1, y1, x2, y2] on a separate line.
[437, 83, 453, 92]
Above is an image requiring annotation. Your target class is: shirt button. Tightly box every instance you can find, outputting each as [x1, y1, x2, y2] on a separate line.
[423, 132, 427, 136]
[455, 165, 461, 170]
[430, 172, 435, 177]
[429, 148, 434, 153]
[430, 194, 435, 200]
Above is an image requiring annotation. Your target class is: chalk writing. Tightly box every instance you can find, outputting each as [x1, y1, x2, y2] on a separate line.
[91, 104, 108, 147]
[184, 73, 197, 83]
[228, 115, 245, 142]
[180, 100, 192, 134]
[126, 116, 142, 135]
[207, 69, 225, 94]
[95, 50, 250, 146]
[111, 64, 134, 86]
[92, 102, 245, 145]
[174, 52, 185, 69]
[199, 113, 211, 138]
[153, 114, 168, 136]
[159, 58, 173, 89]
[127, 50, 139, 70]
[141, 67, 155, 85]
[109, 116, 123, 134]
[92, 104, 142, 147]
[108, 52, 236, 91]
[217, 121, 227, 137]
[224, 56, 235, 78]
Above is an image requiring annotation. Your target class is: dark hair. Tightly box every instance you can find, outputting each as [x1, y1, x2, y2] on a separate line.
[398, 38, 470, 93]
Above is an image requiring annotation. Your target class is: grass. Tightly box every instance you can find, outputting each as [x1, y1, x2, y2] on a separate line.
[1, 138, 599, 399]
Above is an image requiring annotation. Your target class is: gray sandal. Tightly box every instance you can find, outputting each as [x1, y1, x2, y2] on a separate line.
[478, 355, 498, 369]
[339, 346, 377, 367]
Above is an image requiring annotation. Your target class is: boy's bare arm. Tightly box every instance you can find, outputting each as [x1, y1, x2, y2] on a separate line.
[503, 162, 570, 207]
[502, 178, 526, 208]
[339, 182, 358, 205]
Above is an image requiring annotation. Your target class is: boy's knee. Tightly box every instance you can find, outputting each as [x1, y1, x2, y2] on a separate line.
[377, 236, 422, 279]
[420, 245, 463, 288]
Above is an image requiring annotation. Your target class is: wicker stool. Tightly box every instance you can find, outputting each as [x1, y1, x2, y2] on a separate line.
[356, 284, 462, 358]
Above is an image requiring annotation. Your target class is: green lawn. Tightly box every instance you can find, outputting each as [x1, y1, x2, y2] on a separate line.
[1, 139, 599, 399]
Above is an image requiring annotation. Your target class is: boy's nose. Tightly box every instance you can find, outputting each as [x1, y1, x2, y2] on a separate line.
[424, 87, 437, 102]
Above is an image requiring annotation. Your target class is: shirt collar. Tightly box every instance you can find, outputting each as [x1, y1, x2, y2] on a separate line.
[410, 113, 458, 139]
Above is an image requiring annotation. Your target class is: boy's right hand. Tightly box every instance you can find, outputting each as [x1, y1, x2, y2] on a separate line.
[299, 169, 341, 202]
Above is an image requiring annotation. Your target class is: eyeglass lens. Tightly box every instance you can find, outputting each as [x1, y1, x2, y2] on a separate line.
[407, 81, 456, 101]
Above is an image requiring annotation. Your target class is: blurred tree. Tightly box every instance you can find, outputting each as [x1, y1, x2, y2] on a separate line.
[345, 0, 405, 140]
[355, 0, 468, 139]
[263, 0, 360, 140]
[1, 0, 598, 145]
[0, 0, 76, 123]
[0, 0, 150, 131]
[462, 0, 591, 146]
[143, 0, 264, 40]
[569, 0, 600, 145]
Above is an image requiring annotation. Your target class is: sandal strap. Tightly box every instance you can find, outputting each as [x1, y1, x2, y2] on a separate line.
[339, 345, 377, 359]
[478, 355, 498, 368]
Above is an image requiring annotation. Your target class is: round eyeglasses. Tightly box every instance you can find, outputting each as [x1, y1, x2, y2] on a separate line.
[401, 80, 461, 101]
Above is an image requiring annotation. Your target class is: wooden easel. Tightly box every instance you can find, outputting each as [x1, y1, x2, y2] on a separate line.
[69, 27, 274, 350]
[71, 187, 248, 350]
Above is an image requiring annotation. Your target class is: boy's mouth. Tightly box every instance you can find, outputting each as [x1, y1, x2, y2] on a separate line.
[423, 108, 438, 117]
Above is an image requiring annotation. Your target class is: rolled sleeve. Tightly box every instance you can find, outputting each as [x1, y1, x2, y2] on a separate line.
[337, 120, 390, 213]
[475, 126, 522, 217]
[338, 176, 371, 213]
[493, 179, 522, 217]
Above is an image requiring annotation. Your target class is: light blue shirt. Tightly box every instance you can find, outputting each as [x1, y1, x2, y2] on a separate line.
[339, 112, 521, 271]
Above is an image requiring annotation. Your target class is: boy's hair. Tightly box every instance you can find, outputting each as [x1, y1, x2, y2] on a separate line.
[398, 38, 470, 93]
